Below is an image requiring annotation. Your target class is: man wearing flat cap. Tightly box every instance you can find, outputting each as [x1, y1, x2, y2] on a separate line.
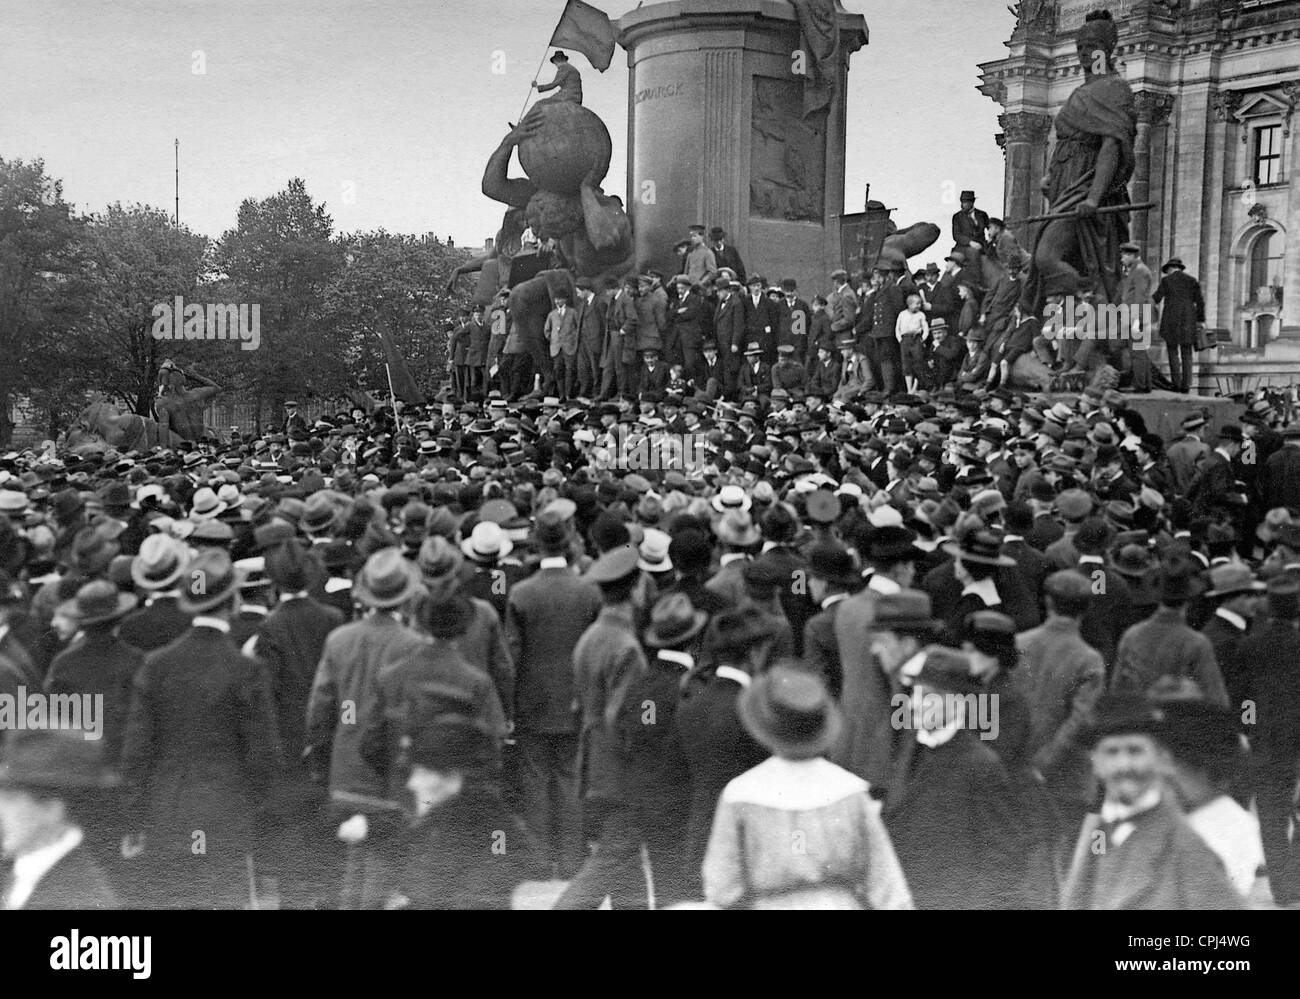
[556, 545, 654, 909]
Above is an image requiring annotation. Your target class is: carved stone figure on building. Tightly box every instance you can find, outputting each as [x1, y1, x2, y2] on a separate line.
[1019, 9, 1137, 317]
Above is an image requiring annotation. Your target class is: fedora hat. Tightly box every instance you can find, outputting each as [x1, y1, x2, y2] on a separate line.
[354, 547, 423, 609]
[0, 728, 121, 792]
[644, 592, 708, 648]
[189, 486, 227, 521]
[177, 548, 243, 614]
[1156, 560, 1206, 603]
[461, 521, 513, 563]
[416, 535, 468, 603]
[59, 578, 136, 628]
[1161, 257, 1186, 272]
[300, 493, 337, 534]
[131, 533, 186, 591]
[69, 525, 120, 576]
[738, 665, 843, 761]
[265, 539, 322, 593]
[872, 590, 941, 634]
[913, 646, 982, 696]
[1112, 543, 1154, 578]
[807, 542, 859, 588]
[1204, 563, 1264, 599]
[1083, 692, 1167, 747]
[942, 530, 1015, 567]
[714, 509, 760, 547]
[585, 544, 641, 585]
[866, 525, 922, 565]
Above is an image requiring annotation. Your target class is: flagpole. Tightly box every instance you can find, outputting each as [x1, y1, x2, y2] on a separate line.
[375, 330, 399, 416]
[516, 45, 553, 124]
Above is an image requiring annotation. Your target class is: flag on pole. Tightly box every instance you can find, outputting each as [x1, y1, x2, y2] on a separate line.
[376, 329, 427, 405]
[549, 0, 617, 72]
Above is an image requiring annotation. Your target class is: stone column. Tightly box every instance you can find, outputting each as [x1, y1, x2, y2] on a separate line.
[1131, 91, 1174, 252]
[999, 111, 1052, 223]
[618, 0, 867, 294]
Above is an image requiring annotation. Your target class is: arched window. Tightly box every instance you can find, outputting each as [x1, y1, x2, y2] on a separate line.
[1250, 230, 1272, 292]
[1245, 227, 1284, 308]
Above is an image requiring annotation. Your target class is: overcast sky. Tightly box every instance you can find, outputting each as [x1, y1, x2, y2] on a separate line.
[2, 0, 1015, 245]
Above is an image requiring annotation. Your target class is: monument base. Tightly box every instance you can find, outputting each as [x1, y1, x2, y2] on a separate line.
[1042, 390, 1239, 441]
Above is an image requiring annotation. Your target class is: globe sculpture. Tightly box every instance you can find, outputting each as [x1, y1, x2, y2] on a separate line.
[517, 102, 613, 194]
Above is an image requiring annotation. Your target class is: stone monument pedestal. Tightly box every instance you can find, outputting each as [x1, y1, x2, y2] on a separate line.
[617, 0, 867, 294]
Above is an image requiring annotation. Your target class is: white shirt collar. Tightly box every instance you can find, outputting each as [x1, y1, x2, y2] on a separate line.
[144, 591, 179, 606]
[1215, 607, 1248, 631]
[1100, 786, 1162, 825]
[960, 576, 1001, 606]
[1078, 555, 1104, 565]
[714, 665, 750, 688]
[916, 716, 961, 749]
[278, 590, 310, 603]
[192, 615, 231, 633]
[657, 649, 694, 670]
[820, 592, 849, 610]
[720, 552, 749, 567]
[6, 827, 83, 911]
[1003, 534, 1024, 543]
[868, 574, 902, 595]
[539, 556, 568, 570]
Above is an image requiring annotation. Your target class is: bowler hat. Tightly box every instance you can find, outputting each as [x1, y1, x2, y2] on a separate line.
[738, 665, 843, 761]
[1161, 257, 1186, 272]
[943, 530, 1015, 567]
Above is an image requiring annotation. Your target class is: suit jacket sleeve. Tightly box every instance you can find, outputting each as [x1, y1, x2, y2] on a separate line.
[701, 796, 746, 908]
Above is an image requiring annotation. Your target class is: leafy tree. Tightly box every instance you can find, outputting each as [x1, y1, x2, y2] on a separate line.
[0, 158, 87, 444]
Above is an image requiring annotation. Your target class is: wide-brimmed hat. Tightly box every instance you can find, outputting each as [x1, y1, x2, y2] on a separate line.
[1161, 257, 1186, 272]
[1112, 543, 1154, 578]
[131, 533, 186, 591]
[866, 525, 922, 565]
[177, 548, 243, 614]
[189, 487, 227, 521]
[714, 509, 760, 547]
[644, 592, 708, 648]
[0, 728, 121, 792]
[461, 521, 513, 563]
[1156, 560, 1206, 603]
[872, 590, 942, 634]
[913, 646, 982, 696]
[807, 542, 859, 588]
[58, 578, 137, 628]
[354, 547, 423, 609]
[942, 530, 1015, 567]
[1204, 563, 1265, 599]
[415, 535, 468, 601]
[300, 493, 337, 534]
[1083, 692, 1167, 747]
[68, 525, 120, 576]
[738, 665, 843, 761]
[638, 527, 673, 573]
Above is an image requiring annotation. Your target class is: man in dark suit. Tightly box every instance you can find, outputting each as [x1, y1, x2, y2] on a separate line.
[1001, 502, 1051, 608]
[1239, 576, 1300, 905]
[670, 275, 708, 384]
[926, 253, 965, 333]
[883, 648, 1023, 909]
[505, 514, 602, 879]
[1187, 424, 1243, 517]
[801, 542, 858, 698]
[638, 348, 670, 396]
[737, 342, 772, 401]
[250, 540, 345, 909]
[118, 534, 192, 653]
[464, 305, 490, 399]
[281, 399, 307, 438]
[122, 549, 277, 909]
[1062, 692, 1244, 910]
[709, 226, 746, 284]
[951, 191, 991, 255]
[774, 278, 811, 365]
[713, 281, 746, 397]
[1152, 257, 1206, 393]
[574, 278, 605, 399]
[1260, 422, 1300, 513]
[0, 729, 121, 910]
[856, 269, 907, 395]
[741, 274, 778, 364]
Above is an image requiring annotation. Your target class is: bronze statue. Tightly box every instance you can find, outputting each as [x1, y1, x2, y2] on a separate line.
[154, 362, 222, 442]
[1019, 9, 1136, 318]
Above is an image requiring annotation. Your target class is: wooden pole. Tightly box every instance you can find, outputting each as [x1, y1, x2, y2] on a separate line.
[1005, 201, 1157, 227]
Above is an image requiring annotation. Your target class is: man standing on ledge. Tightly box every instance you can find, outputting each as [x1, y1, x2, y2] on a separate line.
[533, 51, 582, 105]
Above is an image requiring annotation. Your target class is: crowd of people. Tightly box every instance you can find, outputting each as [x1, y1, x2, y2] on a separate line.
[449, 196, 1209, 408]
[1, 355, 1299, 911]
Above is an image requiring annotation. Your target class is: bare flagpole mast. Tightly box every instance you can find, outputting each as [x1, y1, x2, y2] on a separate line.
[174, 139, 180, 227]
